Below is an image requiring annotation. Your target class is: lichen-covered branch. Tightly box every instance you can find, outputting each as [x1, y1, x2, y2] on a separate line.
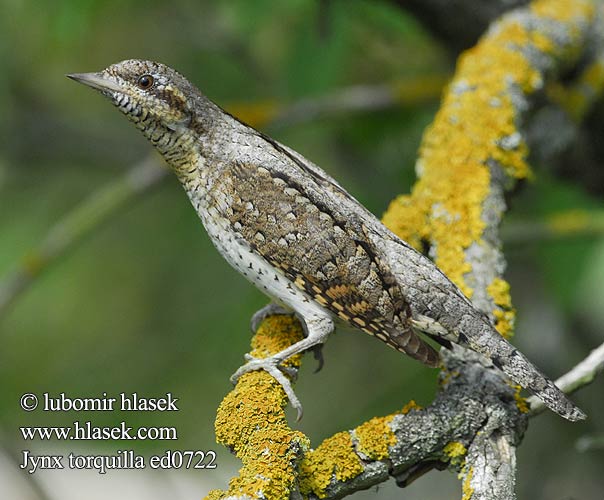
[383, 0, 603, 338]
[362, 0, 604, 199]
[206, 316, 309, 500]
[300, 349, 529, 500]
[213, 327, 602, 500]
[393, 0, 604, 196]
[209, 327, 531, 500]
[210, 1, 603, 500]
[382, 1, 603, 498]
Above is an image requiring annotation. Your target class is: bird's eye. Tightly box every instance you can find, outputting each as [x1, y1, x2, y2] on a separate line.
[137, 74, 154, 90]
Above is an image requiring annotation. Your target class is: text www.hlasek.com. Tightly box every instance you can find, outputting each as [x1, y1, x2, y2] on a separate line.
[20, 421, 177, 441]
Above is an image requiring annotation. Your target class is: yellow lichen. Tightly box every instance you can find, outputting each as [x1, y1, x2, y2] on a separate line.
[487, 278, 512, 310]
[510, 384, 530, 414]
[204, 489, 226, 500]
[444, 441, 467, 468]
[383, 1, 594, 321]
[248, 315, 305, 370]
[492, 309, 515, 339]
[531, 31, 556, 55]
[299, 432, 364, 499]
[354, 415, 397, 460]
[444, 441, 467, 458]
[401, 399, 423, 414]
[487, 278, 516, 339]
[460, 466, 475, 500]
[208, 315, 309, 500]
[530, 0, 595, 76]
[531, 0, 594, 23]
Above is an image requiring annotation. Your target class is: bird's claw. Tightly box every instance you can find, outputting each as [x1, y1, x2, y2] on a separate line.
[311, 344, 324, 373]
[230, 355, 303, 420]
[231, 355, 299, 382]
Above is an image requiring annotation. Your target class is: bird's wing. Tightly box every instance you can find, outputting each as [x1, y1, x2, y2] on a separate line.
[210, 157, 439, 367]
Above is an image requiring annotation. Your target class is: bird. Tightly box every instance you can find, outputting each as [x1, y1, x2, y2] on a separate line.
[67, 59, 585, 422]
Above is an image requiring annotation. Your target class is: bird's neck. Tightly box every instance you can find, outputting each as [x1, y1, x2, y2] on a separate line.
[144, 93, 224, 184]
[154, 100, 255, 213]
[159, 130, 199, 174]
[163, 124, 222, 211]
[164, 106, 240, 189]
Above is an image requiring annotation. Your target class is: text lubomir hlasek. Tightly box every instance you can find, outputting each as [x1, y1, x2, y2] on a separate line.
[42, 392, 179, 412]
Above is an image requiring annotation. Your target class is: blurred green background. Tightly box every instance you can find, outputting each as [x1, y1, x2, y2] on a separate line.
[0, 1, 602, 499]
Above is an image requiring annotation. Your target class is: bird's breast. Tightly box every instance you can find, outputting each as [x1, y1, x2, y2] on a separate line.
[183, 174, 327, 318]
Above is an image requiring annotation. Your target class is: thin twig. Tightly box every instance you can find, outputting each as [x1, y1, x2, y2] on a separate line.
[576, 434, 604, 452]
[528, 341, 604, 416]
[0, 156, 166, 317]
[265, 76, 446, 129]
[502, 210, 604, 245]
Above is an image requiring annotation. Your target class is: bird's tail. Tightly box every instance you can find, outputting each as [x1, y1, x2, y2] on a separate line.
[464, 327, 586, 422]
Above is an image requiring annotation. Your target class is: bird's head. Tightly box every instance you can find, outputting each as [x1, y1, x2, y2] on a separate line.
[68, 60, 206, 162]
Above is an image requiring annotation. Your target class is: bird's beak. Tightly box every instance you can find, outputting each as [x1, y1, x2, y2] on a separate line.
[67, 72, 122, 93]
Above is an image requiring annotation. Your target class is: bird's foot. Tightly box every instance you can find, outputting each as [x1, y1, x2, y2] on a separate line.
[250, 304, 326, 373]
[230, 354, 304, 420]
[250, 303, 293, 333]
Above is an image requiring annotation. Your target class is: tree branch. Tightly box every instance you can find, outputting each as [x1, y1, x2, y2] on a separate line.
[206, 316, 309, 500]
[502, 210, 604, 245]
[215, 328, 603, 500]
[392, 0, 604, 197]
[382, 2, 604, 498]
[0, 155, 166, 317]
[299, 348, 529, 500]
[527, 341, 604, 416]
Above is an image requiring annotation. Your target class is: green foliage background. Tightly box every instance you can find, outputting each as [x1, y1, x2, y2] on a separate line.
[0, 1, 602, 498]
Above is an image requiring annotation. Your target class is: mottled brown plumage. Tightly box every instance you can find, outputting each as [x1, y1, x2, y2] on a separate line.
[68, 59, 585, 422]
[215, 160, 439, 366]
